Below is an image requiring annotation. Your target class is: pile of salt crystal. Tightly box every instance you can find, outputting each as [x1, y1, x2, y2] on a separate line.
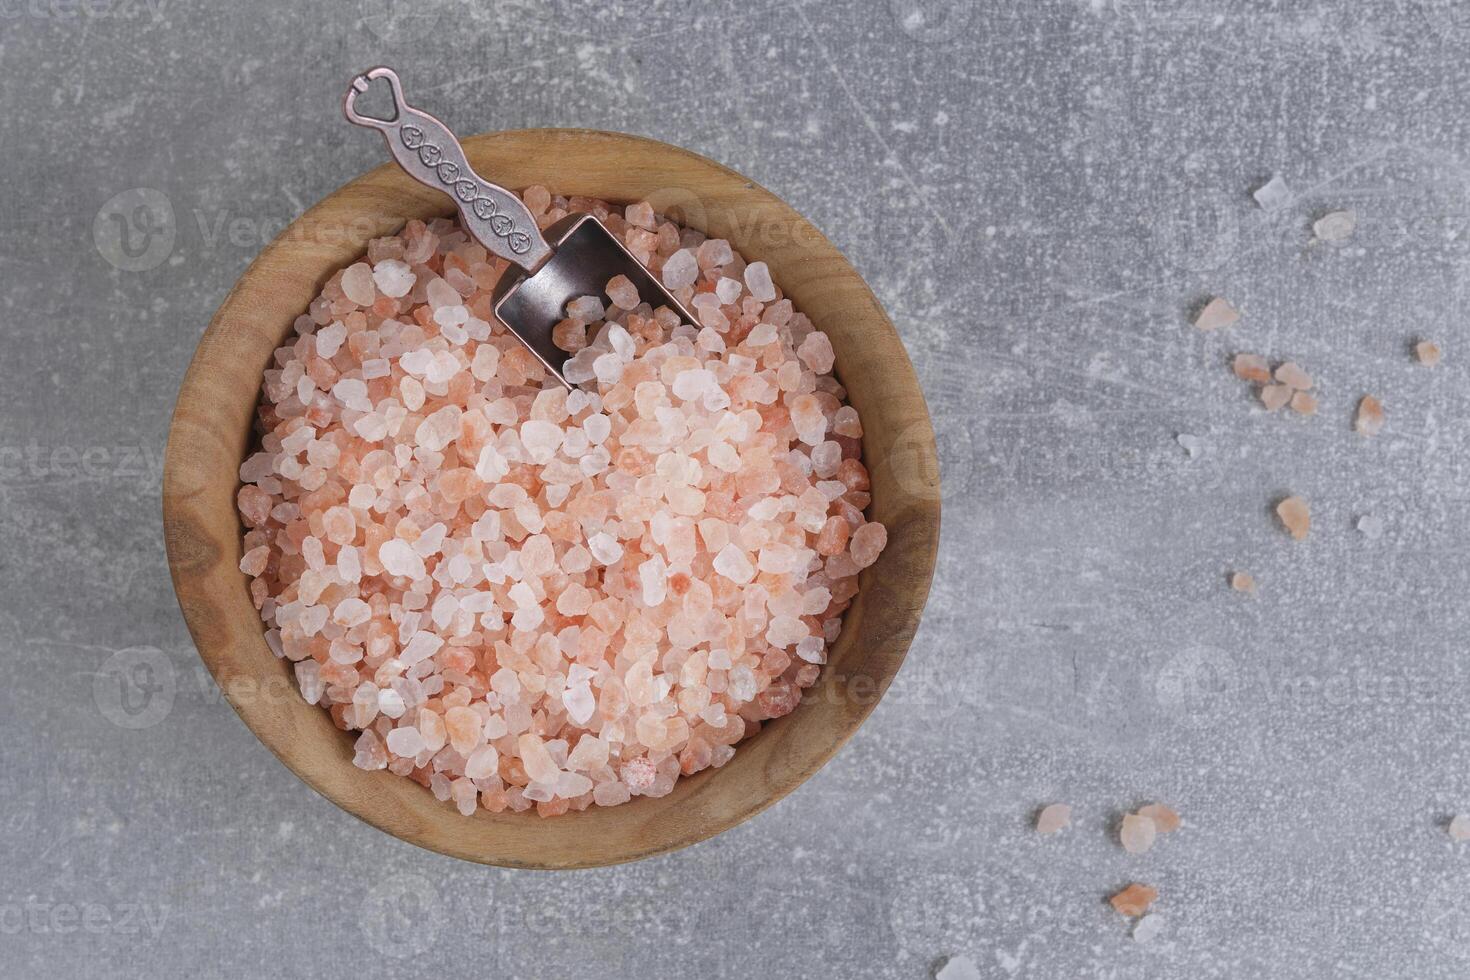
[236, 192, 887, 817]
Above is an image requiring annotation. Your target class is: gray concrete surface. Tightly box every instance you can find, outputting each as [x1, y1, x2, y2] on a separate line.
[5, 0, 1470, 976]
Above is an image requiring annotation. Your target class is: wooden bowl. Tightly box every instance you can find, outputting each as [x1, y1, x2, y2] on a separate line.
[163, 129, 940, 868]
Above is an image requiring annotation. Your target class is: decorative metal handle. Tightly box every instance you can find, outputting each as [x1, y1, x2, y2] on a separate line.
[344, 67, 552, 272]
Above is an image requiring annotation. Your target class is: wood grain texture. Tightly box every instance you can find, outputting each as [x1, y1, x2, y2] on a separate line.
[162, 129, 940, 868]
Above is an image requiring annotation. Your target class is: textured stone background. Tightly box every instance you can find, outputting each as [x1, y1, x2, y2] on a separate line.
[6, 0, 1470, 976]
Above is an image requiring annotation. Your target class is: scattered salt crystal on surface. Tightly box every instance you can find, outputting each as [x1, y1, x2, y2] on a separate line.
[1274, 361, 1313, 390]
[1036, 803, 1071, 835]
[1313, 209, 1357, 243]
[1450, 815, 1470, 841]
[1109, 883, 1158, 917]
[1253, 174, 1292, 210]
[1260, 384, 1292, 412]
[1175, 434, 1203, 459]
[1232, 353, 1273, 384]
[1290, 391, 1317, 415]
[1120, 813, 1157, 854]
[1277, 496, 1311, 540]
[1231, 571, 1256, 595]
[1356, 395, 1384, 436]
[1356, 514, 1384, 539]
[1132, 913, 1165, 944]
[1416, 341, 1442, 366]
[1193, 297, 1240, 331]
[935, 955, 981, 980]
[1137, 803, 1180, 833]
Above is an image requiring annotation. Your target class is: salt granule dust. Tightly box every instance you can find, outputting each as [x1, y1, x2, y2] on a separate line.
[236, 190, 887, 817]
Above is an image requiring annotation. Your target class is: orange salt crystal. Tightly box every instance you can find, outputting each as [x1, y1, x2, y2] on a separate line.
[1193, 297, 1240, 331]
[1232, 353, 1272, 384]
[1259, 384, 1293, 412]
[1110, 883, 1159, 917]
[1416, 341, 1442, 366]
[1290, 391, 1317, 415]
[1274, 361, 1313, 390]
[1230, 571, 1256, 595]
[1355, 395, 1384, 436]
[1138, 803, 1181, 833]
[1277, 496, 1311, 540]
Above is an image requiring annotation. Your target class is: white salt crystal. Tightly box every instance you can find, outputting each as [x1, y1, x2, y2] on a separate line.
[331, 378, 371, 412]
[1176, 433, 1204, 459]
[1356, 514, 1384, 539]
[936, 956, 981, 980]
[713, 544, 755, 584]
[583, 413, 611, 445]
[639, 556, 669, 607]
[332, 597, 371, 627]
[377, 686, 406, 718]
[588, 532, 623, 564]
[593, 352, 625, 384]
[1253, 175, 1292, 210]
[747, 322, 778, 346]
[386, 726, 424, 757]
[400, 630, 444, 666]
[372, 258, 415, 298]
[1120, 813, 1157, 854]
[520, 420, 563, 462]
[294, 661, 324, 704]
[427, 277, 461, 309]
[316, 321, 347, 358]
[567, 294, 606, 322]
[662, 249, 699, 289]
[465, 745, 499, 780]
[380, 539, 426, 579]
[341, 263, 376, 306]
[1314, 209, 1357, 243]
[1132, 913, 1165, 943]
[562, 684, 596, 725]
[671, 369, 716, 401]
[744, 261, 777, 302]
[715, 276, 742, 304]
[1450, 815, 1470, 841]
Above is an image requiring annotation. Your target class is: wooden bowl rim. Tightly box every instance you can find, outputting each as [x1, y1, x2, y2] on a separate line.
[163, 127, 940, 868]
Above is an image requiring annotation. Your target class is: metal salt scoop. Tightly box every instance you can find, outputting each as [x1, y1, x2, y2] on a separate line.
[344, 66, 699, 389]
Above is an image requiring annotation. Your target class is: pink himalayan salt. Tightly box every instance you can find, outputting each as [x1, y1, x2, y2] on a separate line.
[1120, 813, 1157, 854]
[236, 198, 886, 818]
[1035, 803, 1071, 835]
[605, 274, 640, 311]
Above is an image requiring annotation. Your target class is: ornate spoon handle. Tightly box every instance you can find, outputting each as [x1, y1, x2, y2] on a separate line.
[344, 67, 552, 272]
